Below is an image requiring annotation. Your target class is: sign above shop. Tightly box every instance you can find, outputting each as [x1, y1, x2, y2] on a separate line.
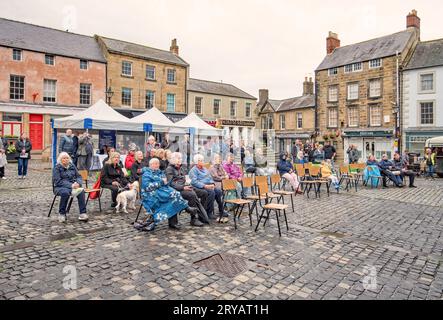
[344, 130, 393, 138]
[218, 119, 256, 127]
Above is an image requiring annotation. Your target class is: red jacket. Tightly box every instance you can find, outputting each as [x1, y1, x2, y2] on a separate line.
[125, 153, 135, 170]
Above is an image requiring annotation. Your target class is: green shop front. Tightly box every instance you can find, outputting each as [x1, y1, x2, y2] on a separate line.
[343, 129, 396, 162]
[404, 129, 443, 155]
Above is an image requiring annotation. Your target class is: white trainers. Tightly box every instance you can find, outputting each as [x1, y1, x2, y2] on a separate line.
[22, 176, 27, 179]
[18, 176, 22, 179]
[58, 215, 67, 223]
[79, 214, 89, 222]
[1, 177, 6, 180]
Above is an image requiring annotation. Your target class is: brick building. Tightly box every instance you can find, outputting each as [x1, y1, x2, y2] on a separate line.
[0, 18, 106, 160]
[187, 78, 256, 146]
[315, 10, 420, 163]
[95, 36, 189, 121]
[257, 77, 316, 154]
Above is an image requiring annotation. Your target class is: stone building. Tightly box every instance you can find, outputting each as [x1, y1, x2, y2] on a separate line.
[402, 39, 443, 154]
[0, 18, 107, 160]
[187, 78, 256, 146]
[315, 10, 421, 163]
[257, 78, 316, 154]
[95, 36, 189, 120]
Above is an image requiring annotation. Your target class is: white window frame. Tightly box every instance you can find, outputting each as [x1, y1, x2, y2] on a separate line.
[230, 101, 237, 117]
[10, 75, 25, 101]
[280, 114, 286, 130]
[45, 54, 55, 66]
[146, 65, 156, 80]
[369, 59, 382, 69]
[328, 85, 338, 102]
[80, 83, 92, 105]
[347, 83, 359, 100]
[122, 61, 132, 77]
[369, 105, 382, 127]
[418, 100, 435, 126]
[297, 112, 303, 129]
[121, 87, 132, 107]
[80, 60, 89, 70]
[328, 108, 338, 128]
[347, 106, 359, 127]
[328, 68, 338, 76]
[43, 79, 57, 103]
[344, 62, 362, 73]
[167, 69, 176, 83]
[13, 49, 22, 61]
[369, 78, 382, 98]
[213, 99, 221, 115]
[167, 93, 176, 112]
[195, 97, 203, 114]
[418, 72, 435, 94]
[245, 103, 252, 118]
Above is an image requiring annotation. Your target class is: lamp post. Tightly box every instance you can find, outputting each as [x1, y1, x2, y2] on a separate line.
[105, 87, 114, 105]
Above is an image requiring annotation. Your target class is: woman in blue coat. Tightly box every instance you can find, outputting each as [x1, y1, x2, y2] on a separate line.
[53, 152, 88, 223]
[140, 158, 196, 231]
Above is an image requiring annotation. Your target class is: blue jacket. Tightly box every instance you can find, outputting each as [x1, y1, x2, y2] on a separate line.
[366, 160, 378, 166]
[53, 163, 83, 195]
[189, 166, 215, 189]
[378, 159, 394, 170]
[60, 135, 74, 155]
[277, 154, 293, 175]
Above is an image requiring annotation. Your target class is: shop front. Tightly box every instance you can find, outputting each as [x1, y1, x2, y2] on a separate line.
[217, 119, 256, 148]
[275, 132, 312, 154]
[404, 129, 443, 155]
[343, 129, 396, 162]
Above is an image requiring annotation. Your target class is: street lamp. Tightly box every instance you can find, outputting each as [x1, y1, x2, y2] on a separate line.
[105, 87, 114, 105]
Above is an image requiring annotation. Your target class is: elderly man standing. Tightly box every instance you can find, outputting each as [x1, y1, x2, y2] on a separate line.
[165, 152, 205, 227]
[189, 154, 228, 220]
[59, 129, 74, 157]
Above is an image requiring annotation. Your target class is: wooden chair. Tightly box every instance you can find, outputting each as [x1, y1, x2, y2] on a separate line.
[308, 166, 330, 197]
[254, 181, 289, 237]
[270, 174, 296, 212]
[80, 170, 103, 212]
[339, 165, 357, 192]
[295, 164, 306, 179]
[349, 164, 365, 186]
[242, 176, 259, 219]
[222, 179, 253, 229]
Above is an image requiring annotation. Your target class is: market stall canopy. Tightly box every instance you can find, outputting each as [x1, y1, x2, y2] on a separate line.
[129, 107, 185, 133]
[53, 99, 141, 131]
[175, 112, 222, 136]
[426, 136, 443, 148]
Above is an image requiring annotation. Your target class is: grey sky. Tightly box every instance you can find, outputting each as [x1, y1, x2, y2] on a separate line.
[2, 0, 442, 100]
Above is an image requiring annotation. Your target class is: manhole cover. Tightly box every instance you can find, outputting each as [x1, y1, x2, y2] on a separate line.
[193, 253, 248, 278]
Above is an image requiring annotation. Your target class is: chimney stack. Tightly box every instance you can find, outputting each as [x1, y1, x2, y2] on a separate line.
[170, 39, 179, 55]
[259, 89, 269, 105]
[326, 31, 340, 55]
[407, 9, 420, 30]
[303, 77, 314, 95]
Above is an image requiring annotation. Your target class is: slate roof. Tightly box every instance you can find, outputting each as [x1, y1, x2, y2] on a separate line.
[316, 30, 415, 71]
[188, 78, 256, 100]
[98, 36, 189, 67]
[0, 17, 106, 63]
[260, 95, 315, 113]
[404, 39, 443, 70]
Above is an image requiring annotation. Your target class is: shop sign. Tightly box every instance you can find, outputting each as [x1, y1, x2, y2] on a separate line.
[344, 130, 393, 138]
[219, 119, 256, 127]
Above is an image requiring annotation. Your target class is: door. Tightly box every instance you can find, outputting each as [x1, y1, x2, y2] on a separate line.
[29, 114, 43, 151]
[363, 138, 375, 160]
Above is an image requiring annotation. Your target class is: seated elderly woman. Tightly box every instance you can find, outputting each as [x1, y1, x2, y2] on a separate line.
[277, 152, 301, 192]
[321, 160, 340, 190]
[141, 158, 198, 231]
[294, 151, 307, 165]
[189, 154, 228, 220]
[222, 153, 246, 197]
[101, 152, 130, 208]
[53, 152, 89, 223]
[130, 151, 148, 183]
[165, 152, 205, 227]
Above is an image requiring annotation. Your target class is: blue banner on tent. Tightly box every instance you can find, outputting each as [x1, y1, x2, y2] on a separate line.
[143, 123, 153, 132]
[84, 118, 93, 129]
[189, 128, 196, 135]
[99, 130, 116, 150]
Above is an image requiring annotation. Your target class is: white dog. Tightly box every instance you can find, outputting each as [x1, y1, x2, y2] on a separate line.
[116, 181, 139, 214]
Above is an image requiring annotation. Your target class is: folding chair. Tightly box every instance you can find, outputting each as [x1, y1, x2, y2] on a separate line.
[80, 170, 102, 212]
[308, 166, 330, 197]
[48, 182, 74, 218]
[242, 176, 259, 219]
[339, 165, 357, 192]
[222, 179, 253, 229]
[364, 166, 383, 188]
[270, 174, 296, 212]
[254, 181, 289, 237]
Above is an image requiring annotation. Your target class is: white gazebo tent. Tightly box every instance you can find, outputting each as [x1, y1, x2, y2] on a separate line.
[175, 112, 222, 136]
[129, 107, 186, 134]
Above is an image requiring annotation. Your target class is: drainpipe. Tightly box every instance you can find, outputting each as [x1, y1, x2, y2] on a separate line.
[396, 50, 401, 153]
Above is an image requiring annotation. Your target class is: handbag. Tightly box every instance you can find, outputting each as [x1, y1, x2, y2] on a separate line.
[20, 153, 29, 158]
[88, 175, 102, 200]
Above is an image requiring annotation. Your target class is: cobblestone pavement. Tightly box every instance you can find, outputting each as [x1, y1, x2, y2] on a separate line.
[0, 162, 443, 300]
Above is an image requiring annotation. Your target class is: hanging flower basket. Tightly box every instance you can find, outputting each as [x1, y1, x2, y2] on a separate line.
[322, 134, 329, 141]
[329, 132, 337, 139]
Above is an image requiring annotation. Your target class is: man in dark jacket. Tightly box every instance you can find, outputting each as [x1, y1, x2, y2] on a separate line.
[72, 131, 79, 167]
[165, 152, 205, 227]
[59, 129, 75, 157]
[393, 152, 416, 188]
[378, 154, 403, 188]
[324, 141, 336, 161]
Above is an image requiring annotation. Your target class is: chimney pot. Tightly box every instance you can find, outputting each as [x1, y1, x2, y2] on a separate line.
[326, 31, 340, 55]
[170, 38, 179, 55]
[259, 89, 269, 106]
[407, 9, 420, 30]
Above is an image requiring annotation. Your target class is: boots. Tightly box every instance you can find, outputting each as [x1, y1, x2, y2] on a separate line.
[186, 207, 204, 227]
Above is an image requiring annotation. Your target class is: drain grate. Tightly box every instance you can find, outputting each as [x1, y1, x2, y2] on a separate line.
[193, 253, 248, 278]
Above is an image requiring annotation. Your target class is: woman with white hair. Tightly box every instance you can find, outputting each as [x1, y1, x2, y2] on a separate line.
[101, 152, 130, 208]
[52, 152, 88, 223]
[140, 157, 198, 231]
[189, 154, 227, 220]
